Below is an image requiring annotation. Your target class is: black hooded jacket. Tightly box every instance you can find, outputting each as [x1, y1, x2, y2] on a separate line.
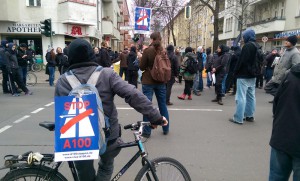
[213, 45, 230, 75]
[270, 63, 300, 158]
[166, 45, 179, 77]
[0, 40, 9, 66]
[127, 47, 138, 71]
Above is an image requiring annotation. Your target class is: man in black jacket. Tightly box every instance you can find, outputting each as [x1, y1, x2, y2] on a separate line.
[269, 63, 300, 180]
[0, 40, 10, 94]
[95, 42, 111, 67]
[229, 29, 258, 124]
[166, 45, 178, 105]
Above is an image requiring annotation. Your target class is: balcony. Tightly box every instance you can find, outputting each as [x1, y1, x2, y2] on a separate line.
[58, 0, 96, 6]
[58, 1, 97, 26]
[102, 20, 120, 40]
[247, 17, 286, 34]
[249, 0, 269, 6]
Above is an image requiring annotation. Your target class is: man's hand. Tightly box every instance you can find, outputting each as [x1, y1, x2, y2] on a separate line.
[137, 52, 142, 60]
[151, 116, 168, 129]
[22, 55, 27, 59]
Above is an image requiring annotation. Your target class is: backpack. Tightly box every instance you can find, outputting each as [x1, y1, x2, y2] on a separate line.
[250, 42, 264, 76]
[65, 66, 110, 155]
[186, 57, 198, 74]
[150, 50, 171, 83]
[133, 57, 139, 69]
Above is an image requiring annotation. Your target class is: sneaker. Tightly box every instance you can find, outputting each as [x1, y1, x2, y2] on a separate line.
[244, 117, 254, 122]
[12, 93, 20, 97]
[211, 98, 218, 102]
[163, 131, 169, 135]
[229, 118, 243, 125]
[218, 100, 223, 105]
[25, 91, 33, 95]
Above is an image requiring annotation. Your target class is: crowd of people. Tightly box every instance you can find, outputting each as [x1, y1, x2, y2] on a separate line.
[1, 29, 299, 180]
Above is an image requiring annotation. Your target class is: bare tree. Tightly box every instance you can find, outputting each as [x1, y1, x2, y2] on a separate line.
[194, 0, 220, 51]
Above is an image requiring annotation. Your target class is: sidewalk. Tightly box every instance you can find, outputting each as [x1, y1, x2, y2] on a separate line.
[33, 69, 61, 84]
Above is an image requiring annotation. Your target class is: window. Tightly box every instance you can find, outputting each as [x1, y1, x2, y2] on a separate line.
[26, 0, 41, 6]
[225, 17, 233, 32]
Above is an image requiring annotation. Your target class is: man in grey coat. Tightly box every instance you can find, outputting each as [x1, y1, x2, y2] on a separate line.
[265, 35, 300, 99]
[55, 39, 167, 181]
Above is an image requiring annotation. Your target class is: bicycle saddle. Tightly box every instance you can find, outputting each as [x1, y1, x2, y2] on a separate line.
[39, 122, 55, 131]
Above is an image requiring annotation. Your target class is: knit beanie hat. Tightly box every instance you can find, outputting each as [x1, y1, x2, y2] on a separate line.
[286, 35, 298, 46]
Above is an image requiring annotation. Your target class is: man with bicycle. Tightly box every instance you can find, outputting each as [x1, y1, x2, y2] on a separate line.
[26, 44, 36, 68]
[55, 39, 167, 181]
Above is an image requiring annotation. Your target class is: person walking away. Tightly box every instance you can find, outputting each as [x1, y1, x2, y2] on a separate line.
[95, 42, 112, 68]
[5, 43, 32, 96]
[46, 48, 56, 86]
[0, 40, 10, 94]
[113, 48, 129, 80]
[55, 47, 68, 75]
[264, 49, 280, 84]
[166, 45, 179, 105]
[211, 45, 230, 105]
[138, 32, 170, 137]
[17, 43, 28, 85]
[229, 29, 259, 124]
[264, 35, 300, 99]
[55, 38, 168, 181]
[177, 47, 196, 100]
[221, 46, 231, 96]
[127, 46, 139, 88]
[225, 46, 241, 95]
[269, 63, 300, 181]
[193, 46, 204, 96]
[256, 46, 264, 89]
[175, 48, 183, 84]
[205, 47, 213, 88]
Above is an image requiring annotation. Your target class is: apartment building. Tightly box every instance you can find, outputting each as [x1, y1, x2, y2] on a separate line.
[0, 0, 127, 59]
[219, 0, 300, 51]
[162, 0, 214, 50]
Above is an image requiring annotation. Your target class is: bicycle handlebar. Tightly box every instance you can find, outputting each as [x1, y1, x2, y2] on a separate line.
[123, 120, 164, 130]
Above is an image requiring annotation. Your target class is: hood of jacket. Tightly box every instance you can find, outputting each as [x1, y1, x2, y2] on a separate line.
[8, 43, 16, 54]
[218, 44, 229, 55]
[291, 63, 300, 78]
[185, 52, 196, 59]
[68, 39, 96, 65]
[242, 29, 256, 43]
[1, 40, 8, 48]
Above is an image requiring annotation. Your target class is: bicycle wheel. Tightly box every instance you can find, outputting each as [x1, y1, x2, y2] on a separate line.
[26, 72, 37, 86]
[1, 167, 67, 181]
[135, 157, 191, 181]
[32, 63, 42, 72]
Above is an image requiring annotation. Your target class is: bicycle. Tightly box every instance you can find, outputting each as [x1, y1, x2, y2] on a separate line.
[0, 121, 191, 181]
[26, 72, 37, 86]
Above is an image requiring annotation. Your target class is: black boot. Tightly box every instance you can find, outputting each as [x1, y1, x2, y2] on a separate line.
[218, 98, 223, 105]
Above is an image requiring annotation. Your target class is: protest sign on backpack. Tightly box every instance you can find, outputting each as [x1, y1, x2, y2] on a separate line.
[54, 66, 110, 162]
[186, 57, 198, 74]
[150, 50, 171, 83]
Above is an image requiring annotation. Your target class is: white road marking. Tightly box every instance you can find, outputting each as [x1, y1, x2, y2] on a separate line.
[117, 107, 222, 112]
[14, 115, 31, 124]
[31, 108, 45, 114]
[45, 102, 54, 107]
[0, 125, 12, 133]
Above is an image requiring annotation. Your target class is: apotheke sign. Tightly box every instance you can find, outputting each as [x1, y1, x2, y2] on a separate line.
[6, 23, 41, 34]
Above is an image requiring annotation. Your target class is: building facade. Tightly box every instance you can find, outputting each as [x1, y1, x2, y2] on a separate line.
[0, 0, 129, 61]
[218, 0, 300, 51]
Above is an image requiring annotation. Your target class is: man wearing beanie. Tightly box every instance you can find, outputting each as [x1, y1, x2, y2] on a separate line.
[55, 39, 167, 181]
[265, 34, 300, 100]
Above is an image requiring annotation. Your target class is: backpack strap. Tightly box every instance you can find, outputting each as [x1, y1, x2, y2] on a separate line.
[65, 70, 81, 89]
[87, 66, 103, 86]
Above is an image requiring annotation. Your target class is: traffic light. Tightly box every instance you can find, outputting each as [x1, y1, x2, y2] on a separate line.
[132, 34, 140, 42]
[185, 6, 191, 19]
[40, 19, 52, 37]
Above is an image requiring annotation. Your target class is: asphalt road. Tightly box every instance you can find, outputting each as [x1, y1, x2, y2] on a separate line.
[0, 80, 276, 181]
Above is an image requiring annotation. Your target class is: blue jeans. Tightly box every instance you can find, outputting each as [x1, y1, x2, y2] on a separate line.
[48, 66, 55, 86]
[193, 71, 203, 93]
[269, 147, 300, 181]
[19, 66, 27, 85]
[142, 84, 169, 134]
[207, 72, 212, 87]
[265, 67, 274, 83]
[222, 74, 228, 95]
[233, 78, 256, 123]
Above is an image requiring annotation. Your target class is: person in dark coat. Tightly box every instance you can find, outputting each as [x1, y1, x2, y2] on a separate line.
[205, 47, 213, 88]
[55, 47, 69, 75]
[95, 42, 112, 68]
[46, 48, 56, 86]
[127, 46, 138, 88]
[225, 46, 241, 95]
[5, 43, 32, 96]
[264, 49, 280, 84]
[55, 38, 168, 181]
[166, 44, 178, 105]
[268, 63, 300, 181]
[17, 43, 28, 85]
[113, 48, 129, 80]
[211, 44, 230, 105]
[0, 40, 10, 94]
[229, 28, 259, 124]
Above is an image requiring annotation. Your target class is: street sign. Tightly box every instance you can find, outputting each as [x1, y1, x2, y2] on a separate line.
[262, 36, 268, 42]
[54, 94, 99, 162]
[134, 7, 151, 33]
[120, 26, 134, 30]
